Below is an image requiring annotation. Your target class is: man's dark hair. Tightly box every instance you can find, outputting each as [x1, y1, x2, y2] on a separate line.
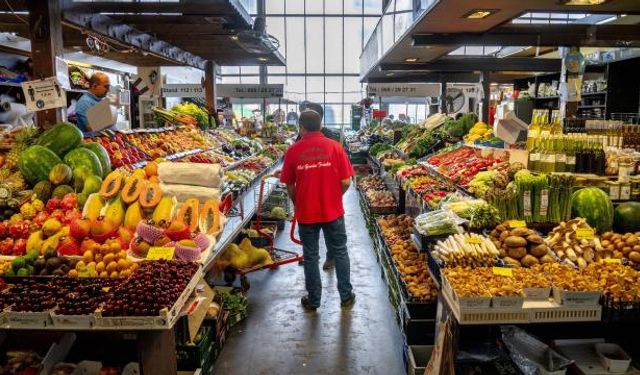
[299, 101, 324, 119]
[299, 109, 322, 132]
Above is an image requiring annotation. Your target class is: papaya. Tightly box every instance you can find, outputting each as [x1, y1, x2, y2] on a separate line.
[176, 199, 199, 232]
[121, 174, 146, 204]
[100, 171, 124, 199]
[199, 199, 220, 234]
[139, 182, 162, 208]
[151, 197, 174, 226]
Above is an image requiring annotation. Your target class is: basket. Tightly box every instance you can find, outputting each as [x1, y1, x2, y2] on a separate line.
[255, 181, 292, 220]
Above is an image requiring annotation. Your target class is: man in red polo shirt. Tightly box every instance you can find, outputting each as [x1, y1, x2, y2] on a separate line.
[280, 109, 355, 311]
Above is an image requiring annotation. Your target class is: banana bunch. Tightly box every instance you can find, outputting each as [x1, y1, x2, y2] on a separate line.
[465, 122, 494, 144]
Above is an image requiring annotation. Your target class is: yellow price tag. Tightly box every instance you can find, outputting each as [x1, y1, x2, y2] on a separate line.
[492, 267, 513, 277]
[602, 258, 622, 264]
[102, 287, 111, 293]
[146, 247, 176, 260]
[465, 237, 483, 244]
[508, 220, 527, 228]
[576, 228, 595, 240]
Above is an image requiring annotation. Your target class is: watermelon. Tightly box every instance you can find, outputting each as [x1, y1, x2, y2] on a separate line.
[35, 122, 82, 156]
[80, 142, 111, 178]
[18, 145, 63, 184]
[63, 148, 103, 178]
[614, 202, 640, 233]
[571, 187, 614, 234]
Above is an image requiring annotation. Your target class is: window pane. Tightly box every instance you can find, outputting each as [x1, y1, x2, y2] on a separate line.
[268, 66, 286, 74]
[220, 76, 241, 84]
[325, 77, 343, 102]
[364, 0, 382, 13]
[241, 66, 259, 74]
[266, 16, 286, 56]
[325, 17, 343, 74]
[306, 17, 324, 73]
[266, 0, 284, 14]
[364, 17, 378, 44]
[221, 66, 239, 74]
[286, 76, 305, 102]
[344, 18, 363, 74]
[324, 104, 343, 125]
[344, 0, 362, 14]
[306, 0, 323, 14]
[306, 76, 324, 103]
[286, 0, 304, 13]
[325, 0, 343, 13]
[240, 76, 259, 84]
[396, 0, 411, 11]
[286, 17, 305, 73]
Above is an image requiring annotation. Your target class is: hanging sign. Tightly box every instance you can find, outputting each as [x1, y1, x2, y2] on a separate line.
[21, 77, 67, 112]
[161, 84, 205, 98]
[366, 83, 440, 97]
[217, 84, 284, 98]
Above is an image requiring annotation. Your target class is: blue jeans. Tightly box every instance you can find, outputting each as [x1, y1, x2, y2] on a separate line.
[298, 216, 352, 307]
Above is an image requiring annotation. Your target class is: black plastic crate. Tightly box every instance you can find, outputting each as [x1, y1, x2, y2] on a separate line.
[405, 301, 438, 320]
[176, 326, 214, 371]
[404, 319, 436, 346]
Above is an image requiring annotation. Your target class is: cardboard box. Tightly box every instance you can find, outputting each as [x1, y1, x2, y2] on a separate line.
[595, 343, 631, 373]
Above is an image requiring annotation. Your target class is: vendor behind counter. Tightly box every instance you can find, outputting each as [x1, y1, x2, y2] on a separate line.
[75, 72, 110, 132]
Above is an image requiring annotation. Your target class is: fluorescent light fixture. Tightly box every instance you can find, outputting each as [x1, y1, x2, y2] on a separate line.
[229, 35, 239, 40]
[559, 0, 608, 5]
[385, 72, 395, 76]
[257, 57, 268, 62]
[464, 9, 498, 19]
[596, 15, 617, 24]
[404, 58, 418, 62]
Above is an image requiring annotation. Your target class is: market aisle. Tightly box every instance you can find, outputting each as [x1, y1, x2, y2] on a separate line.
[214, 187, 406, 375]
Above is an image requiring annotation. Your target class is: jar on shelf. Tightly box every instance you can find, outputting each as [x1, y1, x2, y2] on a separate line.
[618, 155, 634, 183]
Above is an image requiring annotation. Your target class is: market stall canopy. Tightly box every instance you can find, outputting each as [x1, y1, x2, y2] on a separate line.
[360, 0, 640, 83]
[0, 0, 285, 69]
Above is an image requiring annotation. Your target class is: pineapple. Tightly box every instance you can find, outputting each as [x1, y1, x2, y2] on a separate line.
[3, 147, 22, 170]
[4, 126, 37, 171]
[6, 171, 26, 191]
[0, 167, 11, 180]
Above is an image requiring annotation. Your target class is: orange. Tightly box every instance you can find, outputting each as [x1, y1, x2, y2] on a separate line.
[103, 253, 115, 264]
[117, 259, 128, 271]
[106, 261, 118, 273]
[68, 269, 79, 278]
[117, 250, 127, 260]
[94, 253, 103, 263]
[110, 271, 120, 279]
[110, 242, 121, 253]
[82, 250, 94, 263]
[96, 261, 106, 273]
[75, 261, 86, 270]
[99, 271, 108, 278]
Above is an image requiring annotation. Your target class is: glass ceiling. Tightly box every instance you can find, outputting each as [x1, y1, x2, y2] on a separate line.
[447, 12, 623, 56]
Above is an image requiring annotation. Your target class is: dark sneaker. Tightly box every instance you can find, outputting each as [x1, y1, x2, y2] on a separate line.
[322, 259, 335, 270]
[341, 292, 356, 309]
[301, 296, 318, 311]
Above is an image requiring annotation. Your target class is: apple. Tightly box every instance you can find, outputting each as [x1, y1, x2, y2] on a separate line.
[46, 197, 61, 213]
[58, 236, 81, 256]
[61, 193, 78, 211]
[0, 222, 7, 238]
[0, 238, 14, 255]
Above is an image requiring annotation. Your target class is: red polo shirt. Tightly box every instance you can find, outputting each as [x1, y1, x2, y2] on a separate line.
[280, 132, 354, 224]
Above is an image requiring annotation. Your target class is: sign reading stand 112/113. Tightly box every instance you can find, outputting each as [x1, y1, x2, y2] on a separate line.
[21, 77, 67, 112]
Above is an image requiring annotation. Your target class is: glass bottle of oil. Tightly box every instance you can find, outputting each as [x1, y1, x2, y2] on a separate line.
[527, 112, 541, 150]
[554, 135, 567, 172]
[565, 136, 576, 173]
[528, 138, 541, 171]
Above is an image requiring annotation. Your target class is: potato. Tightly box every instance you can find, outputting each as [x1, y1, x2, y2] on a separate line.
[634, 245, 640, 252]
[507, 246, 527, 259]
[521, 254, 540, 267]
[527, 234, 544, 245]
[530, 244, 549, 257]
[626, 237, 639, 247]
[505, 236, 528, 248]
[496, 224, 506, 232]
[607, 244, 615, 252]
[601, 232, 613, 240]
[629, 251, 640, 263]
[601, 240, 611, 247]
[499, 231, 510, 241]
[498, 247, 507, 258]
[539, 254, 555, 264]
[510, 228, 530, 237]
[623, 246, 632, 255]
[502, 256, 522, 267]
[615, 240, 625, 250]
[614, 251, 624, 259]
[490, 229, 499, 238]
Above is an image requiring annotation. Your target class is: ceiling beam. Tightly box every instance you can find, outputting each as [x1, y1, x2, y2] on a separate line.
[380, 57, 561, 73]
[413, 24, 640, 48]
[363, 72, 481, 84]
[62, 12, 207, 70]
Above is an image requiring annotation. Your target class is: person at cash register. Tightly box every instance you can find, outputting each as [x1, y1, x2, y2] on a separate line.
[75, 72, 110, 132]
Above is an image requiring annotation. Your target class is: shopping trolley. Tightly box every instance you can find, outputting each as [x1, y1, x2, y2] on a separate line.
[224, 172, 303, 290]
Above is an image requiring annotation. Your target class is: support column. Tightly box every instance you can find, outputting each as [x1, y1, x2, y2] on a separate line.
[204, 60, 218, 128]
[258, 0, 267, 117]
[480, 71, 491, 123]
[27, 0, 64, 128]
[440, 76, 448, 114]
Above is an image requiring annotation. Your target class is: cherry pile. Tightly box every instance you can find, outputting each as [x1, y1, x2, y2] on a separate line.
[55, 279, 121, 315]
[101, 260, 198, 317]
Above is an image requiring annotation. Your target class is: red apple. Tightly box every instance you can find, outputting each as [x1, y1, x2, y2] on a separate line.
[0, 238, 14, 255]
[58, 236, 81, 256]
[0, 222, 7, 238]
